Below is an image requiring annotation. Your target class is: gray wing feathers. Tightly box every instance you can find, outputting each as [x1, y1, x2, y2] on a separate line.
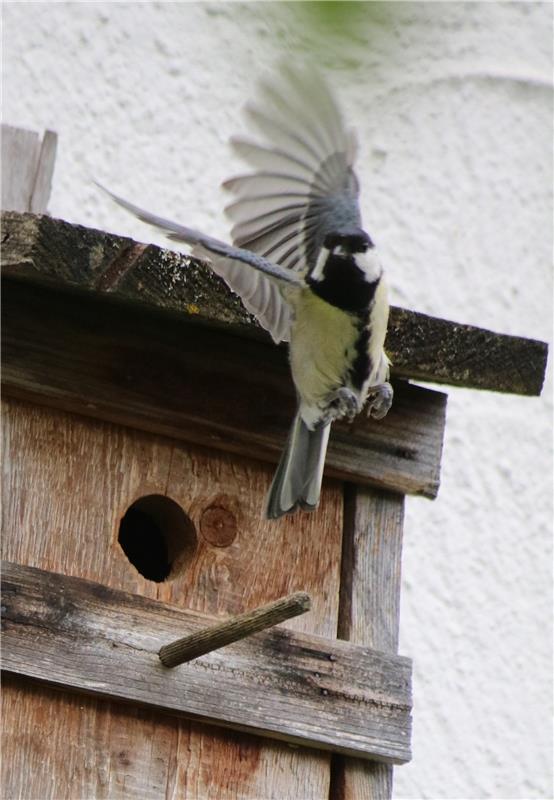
[225, 63, 361, 277]
[202, 254, 292, 343]
[97, 65, 358, 346]
[96, 182, 301, 342]
[94, 182, 212, 246]
[265, 412, 331, 519]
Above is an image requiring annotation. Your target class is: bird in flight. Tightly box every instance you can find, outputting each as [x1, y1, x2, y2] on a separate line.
[98, 63, 393, 519]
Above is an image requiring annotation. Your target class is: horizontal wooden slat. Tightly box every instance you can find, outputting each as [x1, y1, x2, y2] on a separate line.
[1, 209, 255, 332]
[386, 307, 548, 396]
[1, 561, 413, 764]
[1, 277, 446, 498]
[1, 210, 548, 396]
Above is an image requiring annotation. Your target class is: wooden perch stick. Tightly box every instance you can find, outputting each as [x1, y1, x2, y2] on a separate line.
[159, 592, 312, 667]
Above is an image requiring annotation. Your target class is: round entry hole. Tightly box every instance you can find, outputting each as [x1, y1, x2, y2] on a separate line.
[118, 495, 197, 582]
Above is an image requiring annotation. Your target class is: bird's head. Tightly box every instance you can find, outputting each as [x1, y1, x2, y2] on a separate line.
[309, 227, 381, 284]
[323, 227, 373, 254]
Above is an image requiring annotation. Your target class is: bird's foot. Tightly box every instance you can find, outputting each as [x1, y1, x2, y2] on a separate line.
[366, 382, 393, 420]
[319, 387, 360, 426]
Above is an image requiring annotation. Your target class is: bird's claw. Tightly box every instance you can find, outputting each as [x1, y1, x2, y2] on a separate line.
[366, 382, 393, 420]
[319, 387, 360, 426]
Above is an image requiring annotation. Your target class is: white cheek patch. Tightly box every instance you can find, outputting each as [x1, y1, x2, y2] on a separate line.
[310, 246, 331, 282]
[354, 249, 382, 282]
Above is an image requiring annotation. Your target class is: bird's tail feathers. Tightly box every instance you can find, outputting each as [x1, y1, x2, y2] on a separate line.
[265, 412, 330, 519]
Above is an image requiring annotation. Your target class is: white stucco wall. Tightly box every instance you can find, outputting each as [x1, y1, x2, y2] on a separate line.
[3, 2, 552, 798]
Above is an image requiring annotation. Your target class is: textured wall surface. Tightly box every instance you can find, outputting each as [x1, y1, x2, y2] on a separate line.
[3, 2, 552, 798]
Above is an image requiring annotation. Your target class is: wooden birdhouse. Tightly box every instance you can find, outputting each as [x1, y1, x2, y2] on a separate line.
[1, 127, 548, 800]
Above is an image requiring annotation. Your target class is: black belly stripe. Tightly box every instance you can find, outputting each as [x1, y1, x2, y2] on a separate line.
[349, 325, 373, 391]
[306, 253, 380, 392]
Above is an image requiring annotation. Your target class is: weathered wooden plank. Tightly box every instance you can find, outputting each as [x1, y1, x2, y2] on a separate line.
[1, 127, 57, 216]
[0, 396, 344, 635]
[1, 127, 40, 212]
[1, 560, 412, 764]
[339, 488, 405, 654]
[386, 307, 548, 396]
[1, 396, 344, 798]
[1, 209, 255, 332]
[30, 130, 58, 213]
[1, 210, 548, 395]
[2, 277, 446, 498]
[2, 673, 334, 800]
[331, 488, 406, 799]
[1, 674, 185, 800]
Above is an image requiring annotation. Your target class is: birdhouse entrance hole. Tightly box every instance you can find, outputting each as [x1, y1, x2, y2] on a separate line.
[118, 495, 197, 582]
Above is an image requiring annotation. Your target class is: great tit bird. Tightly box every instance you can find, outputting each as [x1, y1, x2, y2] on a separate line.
[98, 64, 393, 519]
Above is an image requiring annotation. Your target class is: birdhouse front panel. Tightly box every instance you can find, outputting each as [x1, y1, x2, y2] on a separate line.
[2, 396, 346, 799]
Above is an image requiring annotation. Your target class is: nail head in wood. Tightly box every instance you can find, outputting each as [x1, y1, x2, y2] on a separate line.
[158, 591, 312, 667]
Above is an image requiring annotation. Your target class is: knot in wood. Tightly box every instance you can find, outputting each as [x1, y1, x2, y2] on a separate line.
[200, 504, 237, 547]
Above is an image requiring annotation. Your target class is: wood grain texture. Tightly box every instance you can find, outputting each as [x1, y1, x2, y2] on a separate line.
[2, 673, 335, 800]
[1, 397, 344, 798]
[339, 488, 405, 654]
[1, 127, 40, 212]
[2, 674, 187, 800]
[1, 209, 548, 395]
[2, 277, 447, 498]
[30, 130, 58, 214]
[1, 209, 254, 330]
[330, 488, 407, 800]
[385, 307, 548, 396]
[1, 128, 56, 215]
[2, 561, 412, 763]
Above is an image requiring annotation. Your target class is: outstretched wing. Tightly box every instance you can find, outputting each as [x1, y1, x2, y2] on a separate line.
[96, 183, 303, 288]
[220, 64, 362, 341]
[225, 63, 362, 274]
[97, 65, 359, 343]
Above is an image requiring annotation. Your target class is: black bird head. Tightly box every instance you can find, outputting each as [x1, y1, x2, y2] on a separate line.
[307, 226, 381, 313]
[323, 227, 374, 254]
